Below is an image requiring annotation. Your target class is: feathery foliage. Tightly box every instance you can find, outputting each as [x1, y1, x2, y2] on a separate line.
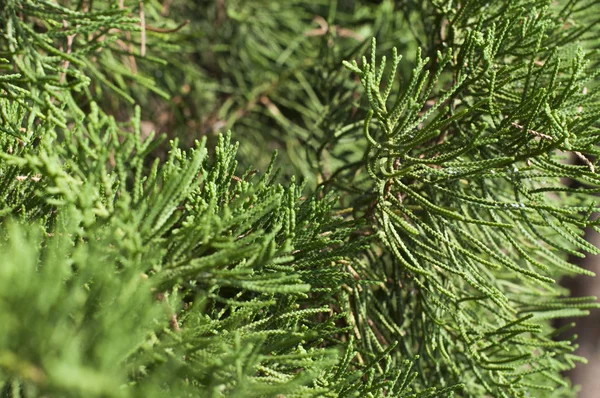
[1, 0, 599, 397]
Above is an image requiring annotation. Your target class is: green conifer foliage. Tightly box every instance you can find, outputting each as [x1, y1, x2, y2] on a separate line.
[1, 0, 600, 397]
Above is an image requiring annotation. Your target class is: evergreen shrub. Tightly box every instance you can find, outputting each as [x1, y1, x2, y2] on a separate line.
[1, 0, 600, 397]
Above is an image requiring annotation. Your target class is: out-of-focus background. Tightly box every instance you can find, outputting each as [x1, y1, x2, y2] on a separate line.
[564, 232, 600, 397]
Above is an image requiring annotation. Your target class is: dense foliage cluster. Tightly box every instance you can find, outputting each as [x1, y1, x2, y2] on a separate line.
[1, 1, 600, 397]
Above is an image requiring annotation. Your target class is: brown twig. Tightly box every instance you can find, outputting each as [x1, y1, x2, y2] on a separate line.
[367, 318, 389, 346]
[304, 15, 364, 41]
[260, 95, 282, 116]
[216, 0, 226, 27]
[574, 151, 596, 173]
[59, 20, 76, 83]
[118, 0, 137, 73]
[511, 122, 553, 141]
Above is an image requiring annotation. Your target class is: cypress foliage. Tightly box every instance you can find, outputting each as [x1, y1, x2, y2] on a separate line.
[1, 1, 599, 397]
